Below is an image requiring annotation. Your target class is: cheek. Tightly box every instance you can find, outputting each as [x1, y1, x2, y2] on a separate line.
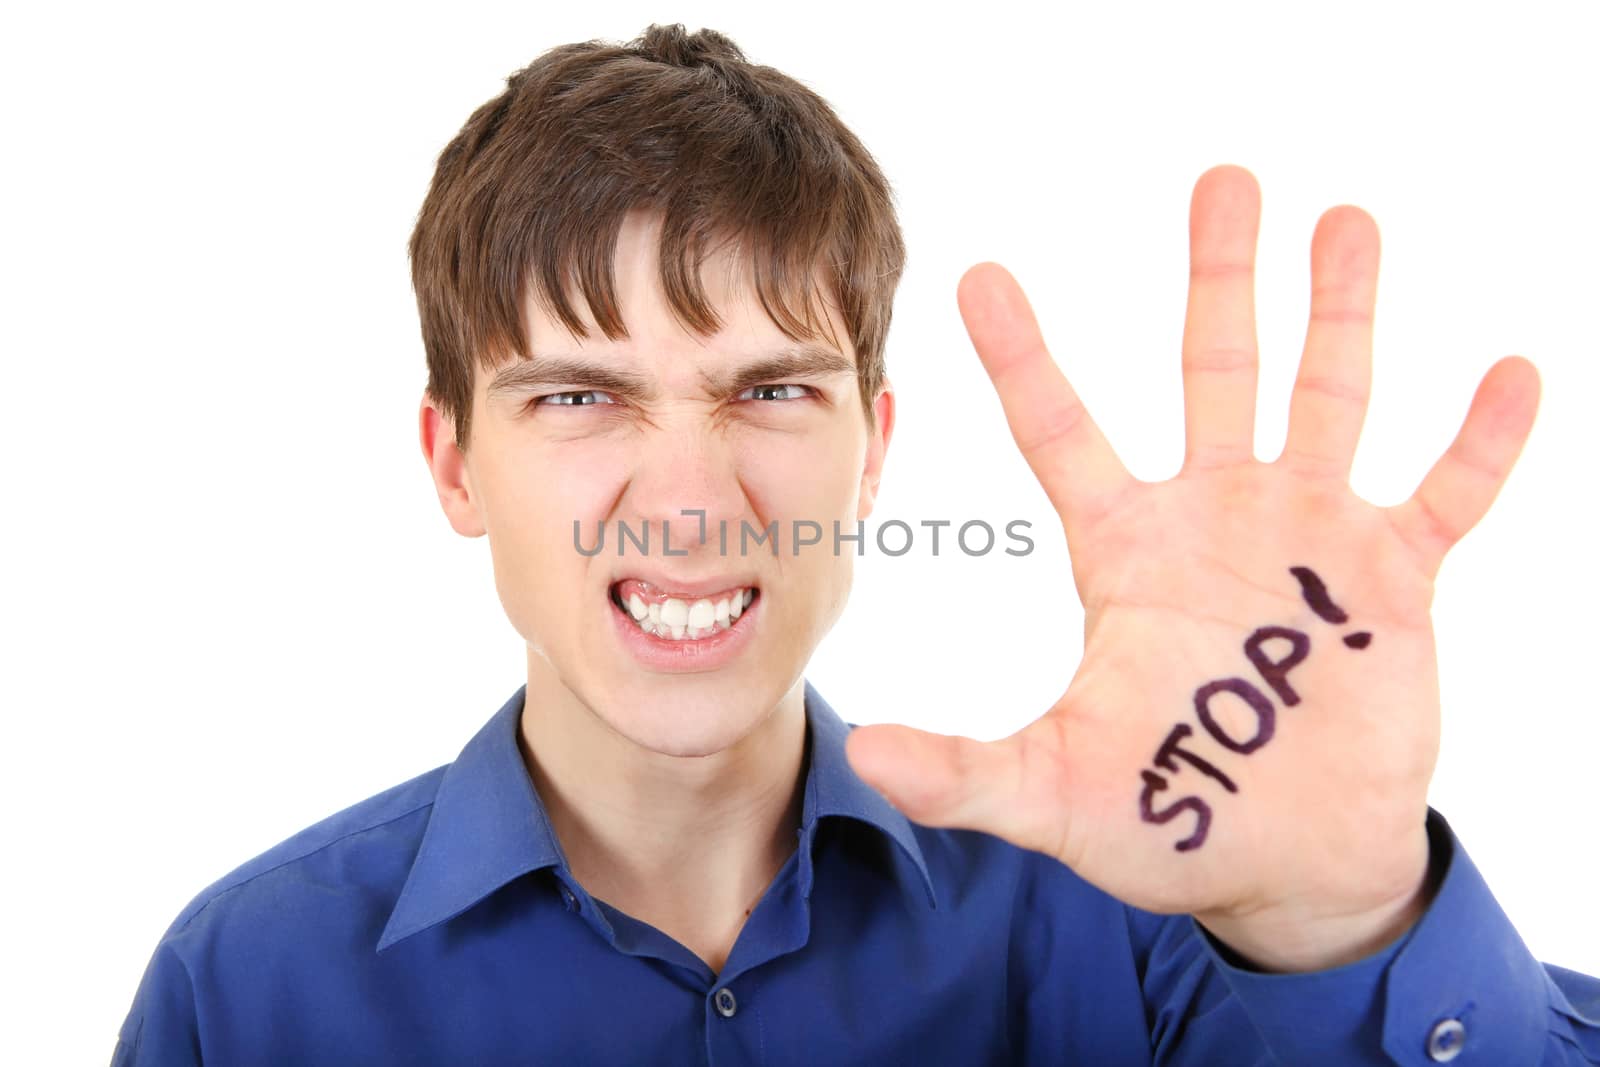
[544, 447, 632, 523]
[813, 552, 856, 634]
[743, 428, 866, 519]
[745, 435, 862, 623]
[490, 442, 628, 533]
[478, 445, 628, 616]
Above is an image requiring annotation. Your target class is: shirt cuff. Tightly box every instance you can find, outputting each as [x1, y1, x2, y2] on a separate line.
[1190, 806, 1556, 1065]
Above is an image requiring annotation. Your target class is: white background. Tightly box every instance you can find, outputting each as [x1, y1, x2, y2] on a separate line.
[5, 1, 1597, 1061]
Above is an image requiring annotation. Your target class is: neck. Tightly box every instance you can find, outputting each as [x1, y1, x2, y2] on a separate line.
[516, 655, 809, 930]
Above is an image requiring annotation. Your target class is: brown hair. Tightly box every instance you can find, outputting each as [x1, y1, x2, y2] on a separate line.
[409, 23, 906, 453]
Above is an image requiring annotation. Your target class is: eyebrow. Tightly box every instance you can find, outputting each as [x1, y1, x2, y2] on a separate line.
[485, 343, 856, 404]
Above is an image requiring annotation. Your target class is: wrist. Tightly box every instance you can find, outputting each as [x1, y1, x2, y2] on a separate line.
[1196, 826, 1441, 974]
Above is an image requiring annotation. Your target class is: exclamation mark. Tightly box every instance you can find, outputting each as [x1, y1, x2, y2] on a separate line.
[1288, 565, 1372, 650]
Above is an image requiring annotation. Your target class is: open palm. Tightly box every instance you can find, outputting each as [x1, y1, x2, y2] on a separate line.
[845, 165, 1540, 956]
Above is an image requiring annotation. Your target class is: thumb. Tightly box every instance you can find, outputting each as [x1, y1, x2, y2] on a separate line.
[845, 723, 1024, 840]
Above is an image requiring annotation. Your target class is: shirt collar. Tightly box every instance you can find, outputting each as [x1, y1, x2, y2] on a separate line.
[377, 679, 936, 953]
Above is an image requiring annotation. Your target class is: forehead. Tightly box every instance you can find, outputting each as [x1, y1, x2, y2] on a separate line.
[525, 208, 854, 362]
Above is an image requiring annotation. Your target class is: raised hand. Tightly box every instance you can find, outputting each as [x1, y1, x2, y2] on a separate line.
[843, 164, 1541, 971]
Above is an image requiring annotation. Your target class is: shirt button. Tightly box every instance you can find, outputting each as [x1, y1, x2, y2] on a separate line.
[714, 987, 738, 1018]
[560, 887, 576, 910]
[1426, 1018, 1465, 1062]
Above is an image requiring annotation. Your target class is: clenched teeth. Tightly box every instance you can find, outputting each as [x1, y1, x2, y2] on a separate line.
[614, 586, 756, 641]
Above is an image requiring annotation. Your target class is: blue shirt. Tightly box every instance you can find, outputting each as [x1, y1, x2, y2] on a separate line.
[115, 681, 1600, 1065]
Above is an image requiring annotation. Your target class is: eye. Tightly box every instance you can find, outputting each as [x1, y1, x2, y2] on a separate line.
[737, 383, 815, 403]
[531, 390, 619, 409]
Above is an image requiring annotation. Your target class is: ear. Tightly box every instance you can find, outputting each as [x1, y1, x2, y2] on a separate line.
[856, 379, 896, 520]
[419, 389, 486, 538]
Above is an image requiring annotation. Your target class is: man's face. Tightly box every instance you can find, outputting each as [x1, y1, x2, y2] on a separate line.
[421, 210, 894, 757]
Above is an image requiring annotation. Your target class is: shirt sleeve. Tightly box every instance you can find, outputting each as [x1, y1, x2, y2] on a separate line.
[110, 938, 203, 1067]
[1140, 806, 1600, 1065]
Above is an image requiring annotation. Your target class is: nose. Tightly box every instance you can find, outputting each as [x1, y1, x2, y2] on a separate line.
[621, 420, 751, 566]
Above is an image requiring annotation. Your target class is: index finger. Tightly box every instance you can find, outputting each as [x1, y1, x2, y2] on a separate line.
[958, 262, 1135, 534]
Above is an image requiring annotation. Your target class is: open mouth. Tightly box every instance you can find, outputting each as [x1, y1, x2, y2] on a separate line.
[608, 579, 761, 642]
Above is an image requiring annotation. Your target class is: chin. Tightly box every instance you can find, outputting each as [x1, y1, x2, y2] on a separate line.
[590, 683, 777, 758]
[601, 697, 768, 764]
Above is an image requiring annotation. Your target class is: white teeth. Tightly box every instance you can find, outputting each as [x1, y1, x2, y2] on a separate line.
[615, 584, 757, 641]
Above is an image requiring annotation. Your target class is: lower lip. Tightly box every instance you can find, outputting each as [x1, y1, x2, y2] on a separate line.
[608, 589, 761, 673]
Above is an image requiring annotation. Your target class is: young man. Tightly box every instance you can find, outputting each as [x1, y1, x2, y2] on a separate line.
[115, 23, 1600, 1066]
